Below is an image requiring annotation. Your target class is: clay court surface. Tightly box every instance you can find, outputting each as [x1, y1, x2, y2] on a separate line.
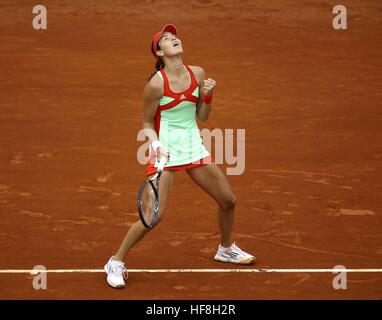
[0, 0, 381, 299]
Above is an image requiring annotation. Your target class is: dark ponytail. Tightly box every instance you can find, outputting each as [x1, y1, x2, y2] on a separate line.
[148, 41, 164, 81]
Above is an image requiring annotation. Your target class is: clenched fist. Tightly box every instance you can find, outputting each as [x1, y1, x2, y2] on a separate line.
[202, 78, 217, 96]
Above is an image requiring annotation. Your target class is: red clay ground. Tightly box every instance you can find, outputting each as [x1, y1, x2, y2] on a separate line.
[0, 0, 381, 299]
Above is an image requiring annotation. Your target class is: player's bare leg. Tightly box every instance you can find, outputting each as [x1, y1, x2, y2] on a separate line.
[186, 163, 255, 264]
[104, 170, 175, 288]
[187, 163, 235, 247]
[114, 170, 175, 261]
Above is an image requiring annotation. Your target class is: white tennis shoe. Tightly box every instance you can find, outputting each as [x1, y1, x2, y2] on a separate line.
[104, 256, 128, 288]
[214, 242, 256, 265]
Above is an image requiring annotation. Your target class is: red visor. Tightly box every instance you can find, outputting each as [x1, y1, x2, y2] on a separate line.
[151, 24, 178, 58]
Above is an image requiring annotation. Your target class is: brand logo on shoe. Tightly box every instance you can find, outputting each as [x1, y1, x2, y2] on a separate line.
[222, 252, 239, 259]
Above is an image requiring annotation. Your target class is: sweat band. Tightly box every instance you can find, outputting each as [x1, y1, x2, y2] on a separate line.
[203, 92, 213, 104]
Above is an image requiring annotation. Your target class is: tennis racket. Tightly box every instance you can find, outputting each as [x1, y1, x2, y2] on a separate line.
[137, 156, 167, 229]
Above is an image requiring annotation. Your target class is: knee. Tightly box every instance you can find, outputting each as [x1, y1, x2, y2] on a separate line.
[219, 193, 237, 211]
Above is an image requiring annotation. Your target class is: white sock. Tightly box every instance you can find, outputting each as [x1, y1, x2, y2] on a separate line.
[221, 243, 233, 250]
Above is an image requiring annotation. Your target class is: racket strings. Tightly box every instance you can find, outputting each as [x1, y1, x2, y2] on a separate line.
[137, 175, 161, 229]
[141, 183, 157, 223]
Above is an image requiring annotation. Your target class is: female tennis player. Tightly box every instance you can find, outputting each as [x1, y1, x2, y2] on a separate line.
[104, 24, 255, 288]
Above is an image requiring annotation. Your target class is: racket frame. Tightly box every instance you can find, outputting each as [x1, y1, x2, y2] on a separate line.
[137, 156, 167, 229]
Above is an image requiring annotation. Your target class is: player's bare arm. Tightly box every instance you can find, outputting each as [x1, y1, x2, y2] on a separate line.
[191, 65, 217, 123]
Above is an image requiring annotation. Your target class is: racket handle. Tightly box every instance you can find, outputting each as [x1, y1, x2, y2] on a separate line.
[157, 156, 167, 173]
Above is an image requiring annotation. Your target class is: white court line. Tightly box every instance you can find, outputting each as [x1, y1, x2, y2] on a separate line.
[0, 268, 382, 274]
